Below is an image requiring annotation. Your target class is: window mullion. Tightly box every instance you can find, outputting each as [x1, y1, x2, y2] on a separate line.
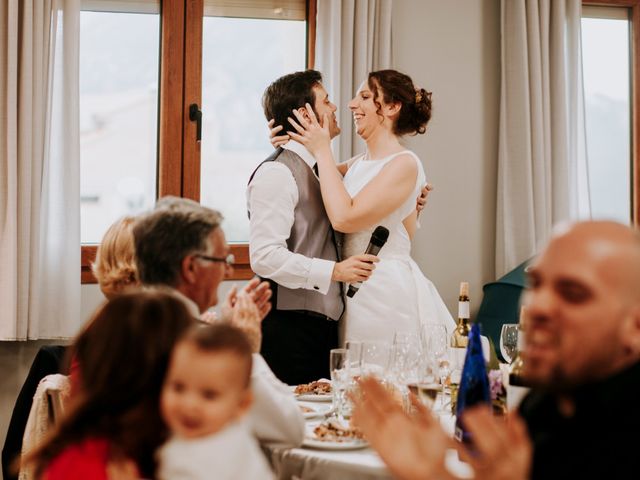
[158, 0, 186, 198]
[183, 0, 204, 201]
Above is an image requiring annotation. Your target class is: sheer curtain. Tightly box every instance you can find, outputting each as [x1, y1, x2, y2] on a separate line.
[496, 0, 590, 276]
[0, 0, 80, 339]
[315, 0, 393, 162]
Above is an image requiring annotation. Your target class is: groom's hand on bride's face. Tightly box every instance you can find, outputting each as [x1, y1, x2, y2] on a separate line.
[331, 254, 379, 283]
[268, 119, 290, 148]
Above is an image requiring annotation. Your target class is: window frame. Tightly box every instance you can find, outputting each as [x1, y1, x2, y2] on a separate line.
[583, 0, 640, 225]
[81, 0, 316, 283]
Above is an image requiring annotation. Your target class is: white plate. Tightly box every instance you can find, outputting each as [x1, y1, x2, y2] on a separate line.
[302, 437, 369, 450]
[303, 421, 368, 450]
[299, 403, 334, 419]
[296, 393, 333, 402]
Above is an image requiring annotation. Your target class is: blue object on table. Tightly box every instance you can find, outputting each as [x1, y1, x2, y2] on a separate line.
[455, 323, 490, 445]
[476, 259, 530, 362]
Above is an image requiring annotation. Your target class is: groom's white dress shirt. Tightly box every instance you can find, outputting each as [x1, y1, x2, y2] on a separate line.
[247, 140, 335, 295]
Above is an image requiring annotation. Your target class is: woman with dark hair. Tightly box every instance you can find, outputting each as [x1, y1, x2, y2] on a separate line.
[288, 69, 455, 343]
[23, 291, 194, 480]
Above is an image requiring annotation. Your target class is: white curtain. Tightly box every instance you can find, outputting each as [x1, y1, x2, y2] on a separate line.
[0, 0, 80, 339]
[315, 0, 393, 162]
[496, 0, 590, 276]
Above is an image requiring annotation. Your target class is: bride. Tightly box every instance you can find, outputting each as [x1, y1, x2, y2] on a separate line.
[287, 69, 455, 343]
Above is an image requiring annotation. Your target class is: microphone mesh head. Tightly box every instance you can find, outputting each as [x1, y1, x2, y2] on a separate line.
[371, 226, 390, 247]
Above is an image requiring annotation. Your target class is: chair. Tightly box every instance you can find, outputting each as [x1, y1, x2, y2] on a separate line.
[18, 374, 71, 480]
[476, 260, 530, 362]
[2, 346, 67, 480]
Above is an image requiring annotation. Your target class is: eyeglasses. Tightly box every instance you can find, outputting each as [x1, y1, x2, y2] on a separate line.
[194, 253, 235, 266]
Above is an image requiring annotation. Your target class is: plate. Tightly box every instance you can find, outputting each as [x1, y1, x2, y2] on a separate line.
[290, 384, 333, 402]
[302, 437, 369, 450]
[302, 421, 368, 451]
[299, 403, 334, 419]
[296, 393, 333, 402]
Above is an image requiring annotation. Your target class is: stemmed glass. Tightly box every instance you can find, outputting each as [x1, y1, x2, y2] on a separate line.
[500, 324, 519, 364]
[421, 323, 450, 410]
[360, 341, 392, 379]
[343, 341, 363, 417]
[391, 331, 422, 385]
[329, 348, 350, 420]
[345, 340, 363, 378]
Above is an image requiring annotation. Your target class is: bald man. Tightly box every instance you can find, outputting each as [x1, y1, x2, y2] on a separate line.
[516, 220, 640, 479]
[350, 221, 640, 480]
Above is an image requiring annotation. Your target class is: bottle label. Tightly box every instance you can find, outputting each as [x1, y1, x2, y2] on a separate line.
[458, 301, 470, 319]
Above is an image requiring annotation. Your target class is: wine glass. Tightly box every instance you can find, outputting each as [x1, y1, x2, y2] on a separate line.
[409, 356, 440, 409]
[421, 323, 450, 409]
[361, 341, 391, 378]
[391, 332, 422, 384]
[329, 348, 349, 420]
[500, 323, 519, 364]
[345, 340, 363, 377]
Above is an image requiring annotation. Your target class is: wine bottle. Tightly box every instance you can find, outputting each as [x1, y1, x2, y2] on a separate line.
[451, 282, 470, 348]
[509, 307, 528, 387]
[450, 282, 470, 381]
[454, 323, 490, 444]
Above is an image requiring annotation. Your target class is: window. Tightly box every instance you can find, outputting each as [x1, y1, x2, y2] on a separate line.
[80, 0, 313, 282]
[79, 6, 160, 244]
[199, 17, 306, 241]
[582, 1, 640, 225]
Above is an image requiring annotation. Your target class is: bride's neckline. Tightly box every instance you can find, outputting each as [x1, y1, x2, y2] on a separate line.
[361, 149, 410, 162]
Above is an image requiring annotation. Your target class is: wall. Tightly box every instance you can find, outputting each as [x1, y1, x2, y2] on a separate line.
[391, 0, 501, 315]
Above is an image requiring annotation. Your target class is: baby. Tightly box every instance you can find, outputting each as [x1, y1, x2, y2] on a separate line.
[158, 323, 274, 479]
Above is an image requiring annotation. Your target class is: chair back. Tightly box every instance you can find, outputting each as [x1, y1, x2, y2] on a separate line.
[2, 345, 66, 480]
[476, 260, 530, 362]
[18, 374, 71, 480]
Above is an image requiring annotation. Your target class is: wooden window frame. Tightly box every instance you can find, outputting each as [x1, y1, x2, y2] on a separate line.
[81, 0, 316, 283]
[583, 0, 640, 225]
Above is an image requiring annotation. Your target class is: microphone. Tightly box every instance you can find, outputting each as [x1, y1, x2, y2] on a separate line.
[346, 225, 389, 298]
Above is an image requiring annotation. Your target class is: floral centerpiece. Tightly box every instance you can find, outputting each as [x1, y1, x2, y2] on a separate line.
[449, 370, 506, 416]
[488, 369, 507, 415]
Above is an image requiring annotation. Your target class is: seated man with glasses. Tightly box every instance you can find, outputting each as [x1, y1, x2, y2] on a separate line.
[133, 196, 305, 448]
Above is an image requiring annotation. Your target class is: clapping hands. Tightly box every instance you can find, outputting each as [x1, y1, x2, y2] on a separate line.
[350, 377, 532, 480]
[220, 277, 272, 353]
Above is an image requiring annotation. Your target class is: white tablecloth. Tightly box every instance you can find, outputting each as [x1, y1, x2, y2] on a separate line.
[266, 400, 472, 480]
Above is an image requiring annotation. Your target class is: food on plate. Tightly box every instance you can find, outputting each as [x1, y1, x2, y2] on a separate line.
[299, 405, 315, 414]
[294, 380, 332, 395]
[312, 420, 364, 443]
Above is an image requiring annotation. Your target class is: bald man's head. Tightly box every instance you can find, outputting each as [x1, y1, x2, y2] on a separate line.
[522, 221, 640, 390]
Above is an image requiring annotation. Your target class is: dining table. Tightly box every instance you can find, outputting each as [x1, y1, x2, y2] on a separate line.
[265, 396, 473, 480]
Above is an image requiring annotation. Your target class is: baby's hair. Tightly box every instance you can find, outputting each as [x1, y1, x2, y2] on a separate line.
[180, 324, 253, 387]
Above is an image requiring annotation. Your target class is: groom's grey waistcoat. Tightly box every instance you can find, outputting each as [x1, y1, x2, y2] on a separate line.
[249, 147, 345, 321]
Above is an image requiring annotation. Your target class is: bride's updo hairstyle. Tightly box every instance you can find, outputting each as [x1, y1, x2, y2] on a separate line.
[367, 69, 432, 136]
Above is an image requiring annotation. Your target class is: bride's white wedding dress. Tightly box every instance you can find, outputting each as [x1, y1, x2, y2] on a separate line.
[342, 150, 455, 343]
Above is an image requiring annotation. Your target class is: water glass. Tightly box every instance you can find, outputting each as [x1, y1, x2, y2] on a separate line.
[330, 348, 349, 419]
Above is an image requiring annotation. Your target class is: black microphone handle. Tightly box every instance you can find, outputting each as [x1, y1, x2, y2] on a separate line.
[364, 243, 383, 256]
[347, 243, 382, 297]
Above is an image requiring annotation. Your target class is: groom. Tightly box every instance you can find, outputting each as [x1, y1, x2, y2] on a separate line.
[247, 70, 378, 385]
